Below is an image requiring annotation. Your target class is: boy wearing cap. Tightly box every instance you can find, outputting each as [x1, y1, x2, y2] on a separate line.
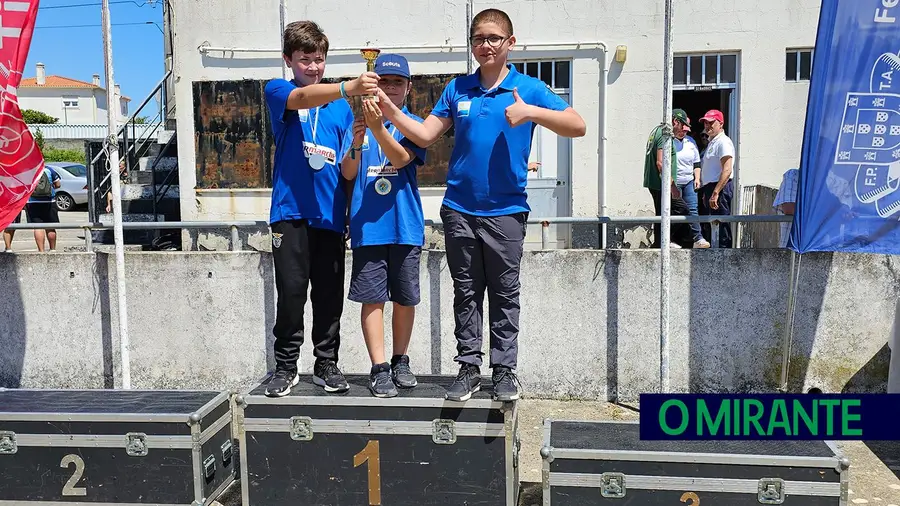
[698, 109, 735, 248]
[263, 20, 380, 398]
[340, 54, 428, 398]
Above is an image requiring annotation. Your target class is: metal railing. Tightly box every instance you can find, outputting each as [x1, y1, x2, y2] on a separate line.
[5, 215, 792, 252]
[89, 70, 174, 221]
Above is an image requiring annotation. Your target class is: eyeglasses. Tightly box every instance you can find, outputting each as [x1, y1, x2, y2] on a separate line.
[470, 35, 509, 48]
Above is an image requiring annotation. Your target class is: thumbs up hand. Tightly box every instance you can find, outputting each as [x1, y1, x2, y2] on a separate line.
[505, 87, 534, 128]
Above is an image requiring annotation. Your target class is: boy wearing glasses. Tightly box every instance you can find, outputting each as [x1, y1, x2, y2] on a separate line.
[374, 9, 586, 402]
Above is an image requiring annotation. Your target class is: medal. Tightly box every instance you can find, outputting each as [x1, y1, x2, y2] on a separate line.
[375, 177, 392, 195]
[309, 153, 326, 170]
[373, 125, 397, 196]
[306, 105, 326, 170]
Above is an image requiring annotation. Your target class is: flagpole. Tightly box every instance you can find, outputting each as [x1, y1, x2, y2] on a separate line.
[659, 0, 674, 394]
[102, 0, 131, 389]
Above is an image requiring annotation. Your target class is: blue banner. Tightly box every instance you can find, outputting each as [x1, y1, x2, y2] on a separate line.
[791, 0, 900, 253]
[638, 394, 900, 440]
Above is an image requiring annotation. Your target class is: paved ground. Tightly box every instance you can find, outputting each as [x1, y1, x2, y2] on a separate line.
[2, 208, 89, 252]
[215, 399, 900, 505]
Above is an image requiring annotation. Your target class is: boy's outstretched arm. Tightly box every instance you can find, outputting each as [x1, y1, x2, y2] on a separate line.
[340, 117, 367, 181]
[376, 89, 452, 148]
[286, 72, 381, 111]
[506, 87, 587, 138]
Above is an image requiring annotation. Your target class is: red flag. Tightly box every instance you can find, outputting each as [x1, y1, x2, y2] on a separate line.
[0, 0, 44, 231]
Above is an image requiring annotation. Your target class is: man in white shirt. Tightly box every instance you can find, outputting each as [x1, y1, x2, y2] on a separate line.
[673, 109, 711, 249]
[698, 109, 735, 248]
[773, 168, 799, 248]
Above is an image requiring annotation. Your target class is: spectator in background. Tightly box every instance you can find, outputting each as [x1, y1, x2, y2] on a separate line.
[773, 168, 799, 248]
[2, 211, 21, 252]
[644, 110, 694, 248]
[673, 110, 711, 249]
[697, 109, 735, 248]
[25, 165, 62, 252]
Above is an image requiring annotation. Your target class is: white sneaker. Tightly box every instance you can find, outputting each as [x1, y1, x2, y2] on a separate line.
[669, 243, 682, 249]
[693, 239, 711, 249]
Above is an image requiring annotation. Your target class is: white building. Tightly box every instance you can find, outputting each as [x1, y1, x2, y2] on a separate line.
[167, 0, 820, 248]
[20, 63, 130, 126]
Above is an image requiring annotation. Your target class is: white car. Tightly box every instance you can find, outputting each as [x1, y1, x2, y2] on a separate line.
[48, 162, 89, 212]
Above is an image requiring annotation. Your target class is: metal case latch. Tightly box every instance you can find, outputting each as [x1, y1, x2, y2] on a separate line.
[758, 478, 785, 504]
[221, 440, 233, 463]
[600, 472, 626, 498]
[126, 433, 148, 457]
[0, 431, 17, 455]
[203, 454, 216, 478]
[432, 419, 456, 445]
[290, 416, 313, 441]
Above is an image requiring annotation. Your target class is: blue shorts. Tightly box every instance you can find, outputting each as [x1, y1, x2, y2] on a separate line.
[349, 245, 421, 306]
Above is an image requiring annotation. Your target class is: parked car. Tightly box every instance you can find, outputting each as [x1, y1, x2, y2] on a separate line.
[47, 162, 88, 212]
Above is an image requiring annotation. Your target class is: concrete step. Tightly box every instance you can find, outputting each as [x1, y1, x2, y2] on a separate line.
[91, 213, 167, 246]
[137, 155, 177, 172]
[120, 183, 179, 201]
[131, 170, 178, 186]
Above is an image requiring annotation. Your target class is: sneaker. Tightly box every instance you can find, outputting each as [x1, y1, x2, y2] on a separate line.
[368, 363, 398, 398]
[445, 364, 481, 402]
[391, 355, 417, 388]
[492, 366, 521, 401]
[313, 359, 350, 393]
[669, 242, 682, 249]
[264, 369, 299, 397]
[693, 238, 711, 249]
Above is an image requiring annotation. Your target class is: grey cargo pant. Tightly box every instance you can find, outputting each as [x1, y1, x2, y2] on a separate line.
[440, 205, 526, 370]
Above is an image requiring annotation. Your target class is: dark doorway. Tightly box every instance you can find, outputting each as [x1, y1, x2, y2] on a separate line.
[674, 89, 733, 153]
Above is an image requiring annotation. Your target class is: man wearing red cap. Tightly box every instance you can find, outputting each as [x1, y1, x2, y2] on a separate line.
[697, 109, 735, 248]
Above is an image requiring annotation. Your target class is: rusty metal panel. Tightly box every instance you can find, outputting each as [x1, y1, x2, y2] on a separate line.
[193, 80, 274, 189]
[193, 74, 463, 190]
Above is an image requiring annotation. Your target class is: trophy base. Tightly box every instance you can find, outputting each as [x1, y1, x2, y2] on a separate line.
[362, 95, 380, 103]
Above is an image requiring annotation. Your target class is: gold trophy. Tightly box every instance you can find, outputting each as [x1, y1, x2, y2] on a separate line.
[360, 47, 381, 102]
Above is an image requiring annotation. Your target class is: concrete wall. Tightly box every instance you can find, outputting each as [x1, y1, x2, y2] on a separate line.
[2, 249, 896, 400]
[170, 0, 820, 229]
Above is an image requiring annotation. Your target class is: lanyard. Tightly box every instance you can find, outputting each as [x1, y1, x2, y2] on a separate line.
[377, 125, 398, 170]
[309, 106, 320, 144]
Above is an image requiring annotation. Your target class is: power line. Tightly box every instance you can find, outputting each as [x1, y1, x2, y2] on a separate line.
[39, 0, 157, 10]
[34, 21, 160, 29]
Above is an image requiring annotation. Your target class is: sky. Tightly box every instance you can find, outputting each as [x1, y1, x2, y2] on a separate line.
[24, 0, 165, 118]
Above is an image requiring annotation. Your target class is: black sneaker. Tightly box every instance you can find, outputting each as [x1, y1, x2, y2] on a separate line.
[369, 363, 398, 398]
[264, 369, 299, 397]
[492, 366, 521, 401]
[390, 355, 417, 388]
[313, 359, 350, 393]
[445, 364, 481, 402]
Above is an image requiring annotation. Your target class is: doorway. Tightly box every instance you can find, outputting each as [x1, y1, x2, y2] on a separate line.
[674, 89, 735, 153]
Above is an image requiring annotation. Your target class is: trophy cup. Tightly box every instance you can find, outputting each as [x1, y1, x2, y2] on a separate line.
[360, 47, 381, 102]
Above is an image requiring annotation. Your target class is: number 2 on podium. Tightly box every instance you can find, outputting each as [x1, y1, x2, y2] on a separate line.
[353, 440, 382, 505]
[681, 492, 700, 505]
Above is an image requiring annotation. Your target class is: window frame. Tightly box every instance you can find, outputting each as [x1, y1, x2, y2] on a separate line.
[673, 52, 739, 90]
[785, 48, 814, 82]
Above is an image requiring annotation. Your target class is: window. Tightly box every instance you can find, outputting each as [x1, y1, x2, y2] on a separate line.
[673, 53, 737, 88]
[511, 59, 572, 90]
[786, 49, 813, 81]
[62, 96, 79, 108]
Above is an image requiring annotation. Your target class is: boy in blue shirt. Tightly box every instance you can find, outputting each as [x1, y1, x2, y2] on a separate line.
[340, 54, 428, 398]
[375, 9, 586, 402]
[263, 20, 379, 397]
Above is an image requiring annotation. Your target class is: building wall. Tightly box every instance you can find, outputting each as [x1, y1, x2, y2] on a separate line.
[1, 250, 896, 399]
[171, 0, 820, 226]
[19, 88, 129, 125]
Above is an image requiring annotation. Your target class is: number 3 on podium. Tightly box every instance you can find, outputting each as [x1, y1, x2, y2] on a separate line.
[681, 492, 700, 505]
[354, 440, 382, 505]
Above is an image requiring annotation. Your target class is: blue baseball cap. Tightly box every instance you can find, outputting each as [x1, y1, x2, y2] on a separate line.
[375, 53, 410, 79]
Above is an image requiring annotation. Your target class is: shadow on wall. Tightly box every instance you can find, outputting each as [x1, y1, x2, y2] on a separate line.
[686, 250, 831, 393]
[259, 253, 277, 371]
[95, 254, 116, 388]
[0, 254, 26, 388]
